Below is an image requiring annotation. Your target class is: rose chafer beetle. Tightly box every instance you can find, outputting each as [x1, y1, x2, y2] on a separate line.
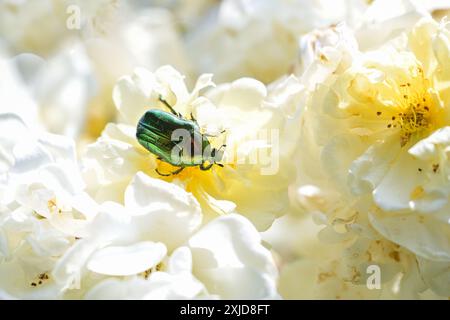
[136, 96, 226, 176]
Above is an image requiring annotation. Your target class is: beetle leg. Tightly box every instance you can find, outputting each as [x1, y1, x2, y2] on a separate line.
[203, 129, 226, 138]
[200, 162, 214, 171]
[159, 95, 182, 117]
[155, 168, 172, 176]
[155, 166, 185, 176]
[171, 167, 185, 175]
[211, 147, 225, 168]
[203, 131, 223, 138]
[214, 144, 227, 159]
[203, 132, 217, 137]
[190, 112, 197, 123]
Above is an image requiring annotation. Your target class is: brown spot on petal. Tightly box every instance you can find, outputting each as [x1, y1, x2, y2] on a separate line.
[389, 251, 400, 262]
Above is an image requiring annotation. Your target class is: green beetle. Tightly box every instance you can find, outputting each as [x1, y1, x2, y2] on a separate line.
[136, 96, 225, 176]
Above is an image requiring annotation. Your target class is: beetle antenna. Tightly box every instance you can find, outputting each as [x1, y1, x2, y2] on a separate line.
[217, 144, 227, 153]
[159, 95, 181, 117]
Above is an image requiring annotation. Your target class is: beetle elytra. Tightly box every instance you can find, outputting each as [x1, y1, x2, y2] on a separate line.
[136, 96, 226, 176]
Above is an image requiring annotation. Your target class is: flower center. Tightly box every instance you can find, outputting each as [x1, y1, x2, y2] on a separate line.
[376, 66, 442, 146]
[395, 81, 434, 146]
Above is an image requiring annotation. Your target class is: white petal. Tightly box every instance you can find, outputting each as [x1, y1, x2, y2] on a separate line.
[37, 131, 77, 164]
[155, 65, 190, 105]
[417, 257, 450, 296]
[70, 192, 98, 220]
[84, 130, 151, 183]
[46, 214, 90, 239]
[85, 278, 154, 300]
[87, 242, 167, 276]
[409, 127, 450, 160]
[142, 272, 205, 300]
[86, 202, 132, 243]
[10, 141, 52, 174]
[39, 164, 84, 196]
[369, 210, 450, 261]
[85, 272, 204, 300]
[112, 69, 154, 125]
[192, 73, 215, 96]
[124, 172, 202, 250]
[52, 239, 100, 288]
[409, 190, 448, 213]
[0, 112, 33, 151]
[433, 27, 450, 81]
[188, 214, 278, 299]
[373, 150, 424, 211]
[321, 134, 367, 190]
[349, 137, 401, 195]
[167, 246, 192, 274]
[0, 228, 9, 258]
[356, 0, 425, 51]
[202, 194, 237, 214]
[211, 77, 267, 111]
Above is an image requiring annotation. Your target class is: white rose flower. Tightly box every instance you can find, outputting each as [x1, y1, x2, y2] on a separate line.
[183, 0, 450, 84]
[264, 213, 443, 299]
[184, 0, 366, 83]
[0, 0, 71, 56]
[296, 0, 449, 75]
[81, 4, 195, 142]
[150, 0, 218, 31]
[0, 1, 194, 142]
[83, 65, 300, 230]
[0, 0, 123, 56]
[0, 53, 41, 131]
[54, 172, 279, 299]
[17, 46, 96, 139]
[353, 0, 429, 50]
[0, 113, 97, 299]
[290, 17, 450, 298]
[295, 23, 359, 90]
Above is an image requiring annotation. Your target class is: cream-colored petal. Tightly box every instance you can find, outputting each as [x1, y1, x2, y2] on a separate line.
[188, 214, 278, 299]
[87, 242, 167, 276]
[369, 209, 450, 261]
[125, 172, 202, 250]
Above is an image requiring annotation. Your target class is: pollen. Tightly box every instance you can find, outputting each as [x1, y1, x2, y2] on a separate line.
[410, 186, 424, 200]
[30, 273, 50, 287]
[398, 97, 433, 145]
[384, 67, 440, 147]
[47, 198, 62, 214]
[47, 198, 57, 210]
[432, 164, 439, 173]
